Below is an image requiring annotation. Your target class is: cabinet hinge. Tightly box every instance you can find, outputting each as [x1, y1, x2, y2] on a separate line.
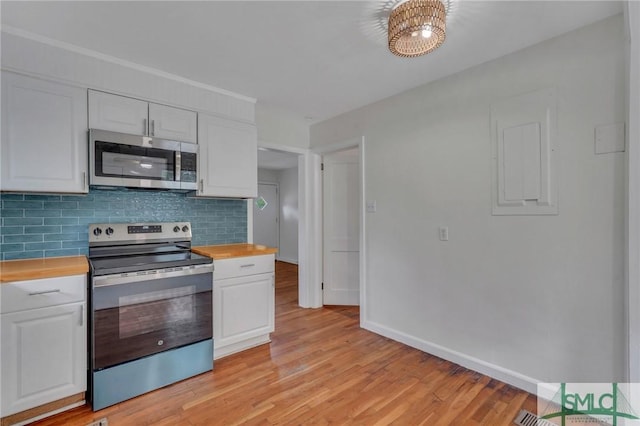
[321, 163, 324, 171]
[321, 282, 324, 290]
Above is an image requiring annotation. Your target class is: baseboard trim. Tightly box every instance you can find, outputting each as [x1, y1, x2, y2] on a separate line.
[1, 393, 85, 426]
[214, 335, 271, 360]
[361, 320, 540, 394]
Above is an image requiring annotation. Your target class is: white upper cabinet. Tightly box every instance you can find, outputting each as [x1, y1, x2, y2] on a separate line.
[198, 114, 257, 198]
[89, 90, 197, 143]
[1, 72, 88, 194]
[88, 90, 148, 136]
[148, 103, 197, 142]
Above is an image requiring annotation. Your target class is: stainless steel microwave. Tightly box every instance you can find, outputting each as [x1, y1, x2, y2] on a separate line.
[89, 129, 197, 190]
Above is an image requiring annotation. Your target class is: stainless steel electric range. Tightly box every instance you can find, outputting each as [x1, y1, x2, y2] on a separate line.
[87, 222, 213, 411]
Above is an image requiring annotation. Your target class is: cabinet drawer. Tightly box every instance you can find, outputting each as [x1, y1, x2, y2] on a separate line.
[1, 275, 86, 314]
[214, 255, 274, 280]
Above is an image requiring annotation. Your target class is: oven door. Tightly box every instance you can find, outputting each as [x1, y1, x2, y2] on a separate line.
[91, 265, 213, 371]
[90, 129, 181, 189]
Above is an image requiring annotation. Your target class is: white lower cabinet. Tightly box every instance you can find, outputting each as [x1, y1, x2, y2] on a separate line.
[214, 255, 275, 359]
[0, 275, 86, 423]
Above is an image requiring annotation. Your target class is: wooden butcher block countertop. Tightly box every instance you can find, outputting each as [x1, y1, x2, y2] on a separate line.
[0, 256, 89, 283]
[192, 243, 277, 260]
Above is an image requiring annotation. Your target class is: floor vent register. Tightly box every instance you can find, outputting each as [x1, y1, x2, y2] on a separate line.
[513, 409, 556, 426]
[86, 418, 108, 426]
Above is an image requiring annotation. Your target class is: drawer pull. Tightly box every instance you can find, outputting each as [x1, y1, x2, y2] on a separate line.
[28, 289, 61, 296]
[240, 264, 256, 268]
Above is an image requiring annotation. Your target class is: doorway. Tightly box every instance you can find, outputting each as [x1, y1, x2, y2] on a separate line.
[253, 183, 279, 251]
[255, 147, 301, 266]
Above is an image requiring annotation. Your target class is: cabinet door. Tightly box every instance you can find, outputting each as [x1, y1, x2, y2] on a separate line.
[214, 272, 274, 349]
[88, 90, 148, 135]
[149, 103, 197, 143]
[198, 114, 257, 198]
[1, 302, 86, 416]
[1, 72, 88, 193]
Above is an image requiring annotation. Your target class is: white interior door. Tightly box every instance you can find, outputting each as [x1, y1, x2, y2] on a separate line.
[323, 148, 360, 305]
[253, 183, 279, 252]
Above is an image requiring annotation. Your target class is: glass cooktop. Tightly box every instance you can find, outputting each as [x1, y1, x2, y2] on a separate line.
[90, 251, 212, 276]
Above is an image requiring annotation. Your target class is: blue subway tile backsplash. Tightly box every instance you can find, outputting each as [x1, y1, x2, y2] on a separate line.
[0, 188, 247, 261]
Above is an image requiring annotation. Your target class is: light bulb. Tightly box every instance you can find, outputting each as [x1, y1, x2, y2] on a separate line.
[422, 26, 432, 38]
[411, 31, 419, 37]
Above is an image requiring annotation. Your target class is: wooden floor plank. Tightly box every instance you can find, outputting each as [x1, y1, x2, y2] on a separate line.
[31, 261, 535, 425]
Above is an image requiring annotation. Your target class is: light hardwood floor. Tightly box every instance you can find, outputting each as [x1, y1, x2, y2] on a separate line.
[33, 261, 536, 425]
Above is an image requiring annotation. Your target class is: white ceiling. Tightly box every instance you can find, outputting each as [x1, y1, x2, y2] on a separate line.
[1, 1, 623, 124]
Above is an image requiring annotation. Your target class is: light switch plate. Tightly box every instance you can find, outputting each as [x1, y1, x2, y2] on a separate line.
[366, 200, 376, 213]
[439, 226, 449, 241]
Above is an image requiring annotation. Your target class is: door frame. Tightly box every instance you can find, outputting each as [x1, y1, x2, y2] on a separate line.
[254, 181, 280, 254]
[253, 141, 320, 308]
[312, 137, 366, 321]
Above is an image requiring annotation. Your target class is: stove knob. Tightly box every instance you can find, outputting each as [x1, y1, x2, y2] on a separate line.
[182, 225, 189, 233]
[105, 227, 114, 236]
[93, 227, 102, 236]
[173, 226, 180, 233]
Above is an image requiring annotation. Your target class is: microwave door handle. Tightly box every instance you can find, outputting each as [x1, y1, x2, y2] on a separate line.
[175, 151, 181, 182]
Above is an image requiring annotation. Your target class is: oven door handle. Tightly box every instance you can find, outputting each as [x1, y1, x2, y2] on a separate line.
[93, 263, 214, 288]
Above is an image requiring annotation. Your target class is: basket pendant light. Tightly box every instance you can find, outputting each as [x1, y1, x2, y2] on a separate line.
[388, 0, 447, 57]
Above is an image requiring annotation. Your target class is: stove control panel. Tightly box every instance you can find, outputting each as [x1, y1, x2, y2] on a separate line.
[128, 225, 162, 234]
[88, 222, 193, 243]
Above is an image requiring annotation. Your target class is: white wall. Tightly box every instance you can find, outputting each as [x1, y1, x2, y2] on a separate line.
[626, 0, 640, 383]
[311, 15, 626, 388]
[257, 168, 280, 183]
[256, 103, 310, 150]
[257, 167, 299, 263]
[278, 167, 299, 264]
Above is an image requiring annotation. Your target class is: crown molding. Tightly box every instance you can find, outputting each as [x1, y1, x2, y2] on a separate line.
[1, 25, 257, 104]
